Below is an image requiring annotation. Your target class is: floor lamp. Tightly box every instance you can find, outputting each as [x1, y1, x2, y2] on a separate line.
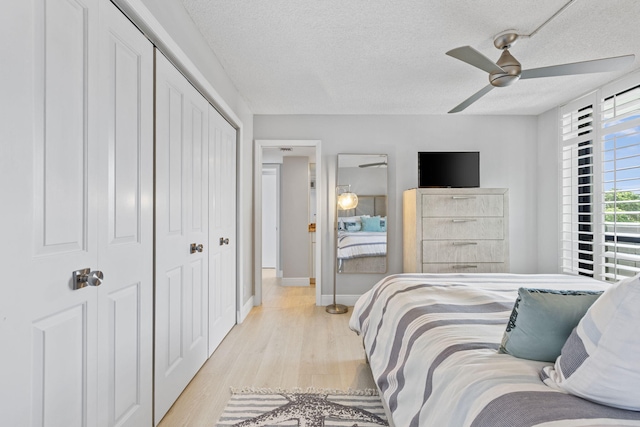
[326, 185, 358, 314]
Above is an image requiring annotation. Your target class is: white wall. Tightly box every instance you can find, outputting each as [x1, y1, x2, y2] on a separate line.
[339, 167, 387, 196]
[536, 107, 562, 273]
[116, 0, 255, 307]
[254, 114, 541, 298]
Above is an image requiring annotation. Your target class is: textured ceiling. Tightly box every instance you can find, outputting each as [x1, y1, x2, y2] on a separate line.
[179, 0, 640, 115]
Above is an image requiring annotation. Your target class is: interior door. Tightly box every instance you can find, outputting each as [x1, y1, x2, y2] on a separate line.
[207, 105, 238, 356]
[261, 168, 277, 269]
[1, 0, 100, 425]
[96, 2, 154, 426]
[154, 51, 210, 424]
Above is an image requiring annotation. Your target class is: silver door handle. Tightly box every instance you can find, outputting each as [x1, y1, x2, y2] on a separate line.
[190, 243, 204, 254]
[452, 242, 478, 246]
[452, 196, 476, 199]
[73, 268, 104, 290]
[451, 219, 477, 223]
[219, 237, 230, 246]
[451, 265, 478, 269]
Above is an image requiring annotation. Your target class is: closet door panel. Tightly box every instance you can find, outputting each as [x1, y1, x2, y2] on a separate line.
[1, 1, 99, 425]
[155, 51, 209, 425]
[96, 2, 154, 426]
[208, 106, 237, 355]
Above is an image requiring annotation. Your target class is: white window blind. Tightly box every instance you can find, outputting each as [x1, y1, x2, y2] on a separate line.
[599, 83, 640, 281]
[561, 99, 596, 277]
[560, 74, 640, 282]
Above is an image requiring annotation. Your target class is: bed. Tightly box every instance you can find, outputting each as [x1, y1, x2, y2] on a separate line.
[337, 231, 387, 273]
[337, 195, 387, 273]
[349, 273, 640, 427]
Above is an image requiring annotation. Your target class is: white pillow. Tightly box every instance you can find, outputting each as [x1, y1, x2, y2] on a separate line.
[540, 273, 640, 410]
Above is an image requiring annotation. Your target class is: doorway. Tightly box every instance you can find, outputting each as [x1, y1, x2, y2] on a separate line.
[254, 140, 323, 306]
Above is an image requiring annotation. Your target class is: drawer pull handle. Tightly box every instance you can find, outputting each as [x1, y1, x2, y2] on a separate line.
[452, 242, 478, 246]
[452, 265, 478, 269]
[452, 196, 476, 199]
[452, 219, 477, 223]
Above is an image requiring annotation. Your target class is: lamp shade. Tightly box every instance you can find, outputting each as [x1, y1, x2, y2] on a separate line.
[337, 191, 358, 210]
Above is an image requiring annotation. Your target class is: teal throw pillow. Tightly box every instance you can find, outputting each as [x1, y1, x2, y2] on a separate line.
[361, 216, 383, 232]
[498, 287, 602, 362]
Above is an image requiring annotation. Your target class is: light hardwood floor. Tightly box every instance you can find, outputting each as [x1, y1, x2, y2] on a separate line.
[157, 269, 376, 426]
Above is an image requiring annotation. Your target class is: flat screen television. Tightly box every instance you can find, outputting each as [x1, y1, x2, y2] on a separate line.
[418, 151, 479, 188]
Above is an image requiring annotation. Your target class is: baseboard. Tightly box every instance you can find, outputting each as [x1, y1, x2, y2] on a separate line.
[238, 296, 254, 324]
[320, 294, 362, 306]
[276, 269, 283, 278]
[281, 277, 310, 287]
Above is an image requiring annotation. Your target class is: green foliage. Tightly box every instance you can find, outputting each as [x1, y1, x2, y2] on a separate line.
[604, 190, 640, 223]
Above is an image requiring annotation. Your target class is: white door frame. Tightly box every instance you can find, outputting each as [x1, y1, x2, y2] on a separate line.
[254, 140, 322, 306]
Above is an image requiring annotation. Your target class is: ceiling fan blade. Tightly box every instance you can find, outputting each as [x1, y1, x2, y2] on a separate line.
[446, 46, 505, 74]
[358, 162, 387, 168]
[448, 85, 494, 114]
[521, 54, 635, 79]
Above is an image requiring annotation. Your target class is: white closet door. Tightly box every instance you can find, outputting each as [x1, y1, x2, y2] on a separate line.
[154, 51, 210, 424]
[1, 0, 100, 425]
[208, 105, 238, 356]
[96, 2, 154, 426]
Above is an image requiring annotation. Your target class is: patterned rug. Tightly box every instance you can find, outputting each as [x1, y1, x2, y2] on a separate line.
[216, 387, 389, 426]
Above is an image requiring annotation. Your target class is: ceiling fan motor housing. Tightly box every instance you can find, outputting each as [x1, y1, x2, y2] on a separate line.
[490, 49, 522, 87]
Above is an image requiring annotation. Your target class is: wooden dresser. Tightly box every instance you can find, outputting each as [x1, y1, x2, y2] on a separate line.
[403, 188, 509, 273]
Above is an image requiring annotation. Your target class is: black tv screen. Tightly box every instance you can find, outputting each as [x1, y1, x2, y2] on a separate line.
[418, 151, 479, 188]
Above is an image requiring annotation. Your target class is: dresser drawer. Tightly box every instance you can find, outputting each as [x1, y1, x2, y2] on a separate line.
[421, 194, 503, 217]
[421, 263, 507, 273]
[422, 240, 505, 263]
[422, 218, 504, 240]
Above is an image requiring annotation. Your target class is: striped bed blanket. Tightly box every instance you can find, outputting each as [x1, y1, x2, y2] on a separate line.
[349, 273, 640, 427]
[337, 231, 386, 259]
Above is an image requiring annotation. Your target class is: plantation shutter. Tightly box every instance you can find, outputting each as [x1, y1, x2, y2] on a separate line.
[599, 82, 640, 281]
[561, 93, 598, 277]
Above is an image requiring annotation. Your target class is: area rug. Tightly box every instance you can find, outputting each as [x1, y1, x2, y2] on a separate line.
[216, 387, 389, 426]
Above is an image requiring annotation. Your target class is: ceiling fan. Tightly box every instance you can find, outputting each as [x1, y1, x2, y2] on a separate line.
[446, 32, 635, 113]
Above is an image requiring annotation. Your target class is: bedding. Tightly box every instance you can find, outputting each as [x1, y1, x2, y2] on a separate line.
[349, 273, 640, 427]
[337, 231, 387, 260]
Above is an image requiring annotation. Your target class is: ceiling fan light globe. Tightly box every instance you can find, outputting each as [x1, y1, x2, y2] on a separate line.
[489, 72, 521, 87]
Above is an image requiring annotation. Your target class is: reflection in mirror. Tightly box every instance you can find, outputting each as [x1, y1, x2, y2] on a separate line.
[336, 154, 388, 274]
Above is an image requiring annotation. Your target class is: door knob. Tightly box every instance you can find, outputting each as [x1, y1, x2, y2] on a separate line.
[72, 268, 104, 290]
[87, 270, 104, 286]
[220, 237, 230, 246]
[190, 243, 204, 254]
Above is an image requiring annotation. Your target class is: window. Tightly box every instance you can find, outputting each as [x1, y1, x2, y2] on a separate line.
[601, 84, 640, 281]
[561, 76, 640, 282]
